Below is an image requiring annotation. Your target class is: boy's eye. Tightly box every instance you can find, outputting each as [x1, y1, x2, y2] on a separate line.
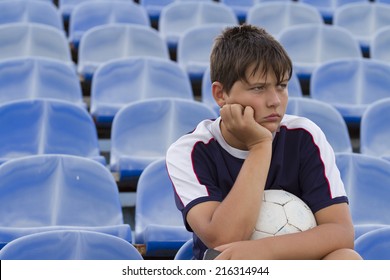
[277, 84, 288, 90]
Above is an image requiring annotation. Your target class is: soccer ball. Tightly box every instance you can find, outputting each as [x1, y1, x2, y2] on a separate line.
[250, 189, 317, 240]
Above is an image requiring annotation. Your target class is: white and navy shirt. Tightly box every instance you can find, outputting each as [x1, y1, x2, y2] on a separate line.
[166, 114, 348, 259]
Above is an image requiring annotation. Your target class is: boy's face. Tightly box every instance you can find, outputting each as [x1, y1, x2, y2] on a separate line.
[221, 66, 289, 134]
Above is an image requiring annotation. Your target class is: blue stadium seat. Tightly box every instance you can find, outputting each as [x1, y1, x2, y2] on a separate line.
[221, 0, 255, 23]
[278, 24, 361, 83]
[177, 24, 229, 83]
[68, 1, 150, 51]
[360, 98, 390, 162]
[355, 227, 390, 260]
[0, 57, 85, 108]
[77, 24, 170, 82]
[286, 97, 352, 153]
[174, 238, 194, 260]
[0, 99, 106, 165]
[333, 2, 390, 57]
[59, 0, 128, 22]
[335, 153, 390, 225]
[0, 23, 73, 66]
[0, 0, 63, 31]
[371, 26, 390, 64]
[139, 0, 174, 23]
[246, 2, 323, 37]
[110, 98, 217, 182]
[201, 66, 303, 116]
[354, 224, 387, 240]
[158, 1, 238, 53]
[135, 159, 192, 257]
[310, 58, 390, 124]
[0, 154, 131, 249]
[300, 0, 369, 23]
[0, 230, 142, 260]
[90, 57, 193, 126]
[140, 0, 213, 24]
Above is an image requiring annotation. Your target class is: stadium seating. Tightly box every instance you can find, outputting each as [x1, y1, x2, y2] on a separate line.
[110, 98, 217, 183]
[310, 58, 390, 124]
[0, 154, 131, 249]
[278, 24, 361, 83]
[360, 98, 390, 161]
[0, 23, 73, 66]
[174, 238, 193, 260]
[90, 57, 193, 126]
[77, 24, 170, 82]
[0, 57, 85, 108]
[371, 26, 390, 64]
[354, 227, 390, 260]
[300, 0, 369, 23]
[158, 1, 238, 53]
[335, 153, 390, 225]
[140, 0, 213, 24]
[59, 0, 128, 22]
[354, 224, 387, 240]
[333, 2, 390, 57]
[0, 230, 142, 260]
[177, 24, 228, 83]
[0, 0, 63, 31]
[246, 2, 323, 37]
[68, 1, 150, 51]
[135, 159, 192, 257]
[286, 97, 352, 153]
[0, 99, 106, 165]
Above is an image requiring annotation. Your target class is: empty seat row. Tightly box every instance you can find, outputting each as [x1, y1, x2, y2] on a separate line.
[0, 153, 190, 258]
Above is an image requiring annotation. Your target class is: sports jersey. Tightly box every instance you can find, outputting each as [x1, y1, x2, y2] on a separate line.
[166, 114, 348, 260]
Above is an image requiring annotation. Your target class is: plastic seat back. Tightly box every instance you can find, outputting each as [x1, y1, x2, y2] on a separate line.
[90, 57, 193, 125]
[371, 26, 390, 64]
[0, 57, 84, 107]
[300, 0, 369, 23]
[360, 98, 390, 161]
[110, 98, 217, 181]
[0, 230, 141, 260]
[335, 153, 390, 225]
[177, 24, 229, 82]
[59, 0, 94, 21]
[174, 238, 194, 260]
[68, 1, 150, 50]
[159, 1, 238, 51]
[278, 24, 361, 81]
[0, 23, 72, 65]
[0, 154, 130, 248]
[333, 3, 390, 56]
[310, 58, 390, 124]
[286, 97, 352, 153]
[355, 227, 390, 260]
[0, 99, 105, 165]
[246, 2, 323, 37]
[0, 0, 63, 30]
[135, 159, 192, 257]
[77, 24, 170, 81]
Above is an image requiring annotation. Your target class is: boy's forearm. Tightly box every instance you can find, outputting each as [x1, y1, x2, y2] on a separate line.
[207, 141, 272, 246]
[260, 222, 355, 260]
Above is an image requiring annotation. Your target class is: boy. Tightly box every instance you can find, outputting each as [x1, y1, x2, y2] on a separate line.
[166, 25, 361, 260]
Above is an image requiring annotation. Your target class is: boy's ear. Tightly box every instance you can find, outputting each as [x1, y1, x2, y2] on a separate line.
[212, 81, 226, 108]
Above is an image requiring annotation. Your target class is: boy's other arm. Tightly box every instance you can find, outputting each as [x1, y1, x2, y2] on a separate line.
[215, 202, 356, 260]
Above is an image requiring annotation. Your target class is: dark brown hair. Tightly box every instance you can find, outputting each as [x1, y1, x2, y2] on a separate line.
[210, 24, 293, 94]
